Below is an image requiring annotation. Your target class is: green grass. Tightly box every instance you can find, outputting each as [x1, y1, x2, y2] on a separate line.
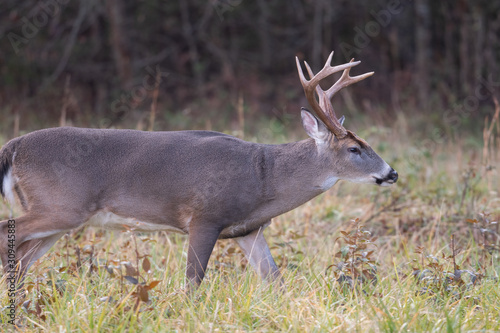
[1, 110, 499, 332]
[1, 220, 498, 332]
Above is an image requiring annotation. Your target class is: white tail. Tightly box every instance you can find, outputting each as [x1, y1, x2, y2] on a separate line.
[0, 51, 397, 290]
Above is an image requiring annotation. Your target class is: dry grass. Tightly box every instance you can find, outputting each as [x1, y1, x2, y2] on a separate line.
[1, 106, 499, 332]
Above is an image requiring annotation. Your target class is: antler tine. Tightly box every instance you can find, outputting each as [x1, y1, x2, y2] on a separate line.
[296, 52, 362, 138]
[304, 61, 314, 80]
[324, 58, 374, 100]
[304, 52, 359, 82]
[303, 51, 334, 79]
[296, 53, 374, 138]
[296, 56, 335, 134]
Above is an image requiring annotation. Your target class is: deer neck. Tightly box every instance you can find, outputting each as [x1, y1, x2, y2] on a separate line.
[265, 138, 336, 212]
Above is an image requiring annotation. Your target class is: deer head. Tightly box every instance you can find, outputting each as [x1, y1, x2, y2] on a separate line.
[296, 52, 398, 187]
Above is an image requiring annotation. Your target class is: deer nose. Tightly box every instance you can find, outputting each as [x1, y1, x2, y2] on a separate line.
[388, 168, 398, 182]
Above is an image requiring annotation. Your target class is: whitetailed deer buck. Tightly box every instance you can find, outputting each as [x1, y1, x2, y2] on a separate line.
[0, 52, 397, 291]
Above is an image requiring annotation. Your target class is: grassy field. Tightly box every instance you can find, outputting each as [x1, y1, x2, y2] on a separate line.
[1, 106, 499, 332]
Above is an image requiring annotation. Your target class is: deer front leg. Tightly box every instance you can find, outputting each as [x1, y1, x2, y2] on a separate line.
[235, 225, 283, 285]
[185, 225, 221, 291]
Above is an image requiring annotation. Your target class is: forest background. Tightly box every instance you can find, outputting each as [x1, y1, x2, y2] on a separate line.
[0, 1, 500, 331]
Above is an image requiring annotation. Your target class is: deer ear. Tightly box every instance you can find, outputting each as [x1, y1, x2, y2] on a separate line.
[301, 108, 329, 144]
[339, 115, 345, 126]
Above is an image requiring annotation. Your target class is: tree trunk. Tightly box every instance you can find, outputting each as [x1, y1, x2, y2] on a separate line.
[442, 2, 457, 101]
[414, 0, 431, 108]
[458, 0, 471, 96]
[311, 0, 323, 69]
[256, 0, 272, 68]
[472, 5, 484, 88]
[180, 0, 204, 97]
[106, 0, 132, 90]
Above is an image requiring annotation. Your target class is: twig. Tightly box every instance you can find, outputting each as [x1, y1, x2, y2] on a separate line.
[13, 106, 20, 138]
[60, 75, 71, 127]
[482, 97, 500, 168]
[451, 234, 457, 270]
[148, 70, 160, 131]
[237, 92, 244, 138]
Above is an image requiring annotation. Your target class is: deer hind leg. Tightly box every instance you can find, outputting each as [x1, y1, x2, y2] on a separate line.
[13, 233, 66, 285]
[1, 214, 80, 288]
[235, 225, 283, 285]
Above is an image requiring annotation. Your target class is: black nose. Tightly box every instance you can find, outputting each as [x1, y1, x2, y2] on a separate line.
[388, 168, 398, 182]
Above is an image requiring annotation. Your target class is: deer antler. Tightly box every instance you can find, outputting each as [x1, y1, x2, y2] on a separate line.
[295, 51, 374, 138]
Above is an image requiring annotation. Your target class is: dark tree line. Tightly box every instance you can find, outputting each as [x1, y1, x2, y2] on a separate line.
[0, 0, 499, 128]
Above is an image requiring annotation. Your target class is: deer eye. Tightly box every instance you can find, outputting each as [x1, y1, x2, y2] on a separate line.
[348, 147, 360, 154]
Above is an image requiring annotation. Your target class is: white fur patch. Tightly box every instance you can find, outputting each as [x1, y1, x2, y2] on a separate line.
[86, 211, 186, 233]
[321, 176, 339, 190]
[25, 230, 64, 241]
[2, 168, 16, 206]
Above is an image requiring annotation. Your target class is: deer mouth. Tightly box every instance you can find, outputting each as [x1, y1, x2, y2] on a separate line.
[375, 177, 396, 186]
[374, 168, 398, 186]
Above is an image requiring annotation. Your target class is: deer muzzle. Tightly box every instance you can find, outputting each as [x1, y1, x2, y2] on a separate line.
[375, 168, 398, 186]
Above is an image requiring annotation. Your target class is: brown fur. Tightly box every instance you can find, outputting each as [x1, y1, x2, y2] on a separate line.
[0, 123, 395, 289]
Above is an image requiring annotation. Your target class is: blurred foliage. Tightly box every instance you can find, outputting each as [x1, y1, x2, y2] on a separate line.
[0, 0, 499, 131]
